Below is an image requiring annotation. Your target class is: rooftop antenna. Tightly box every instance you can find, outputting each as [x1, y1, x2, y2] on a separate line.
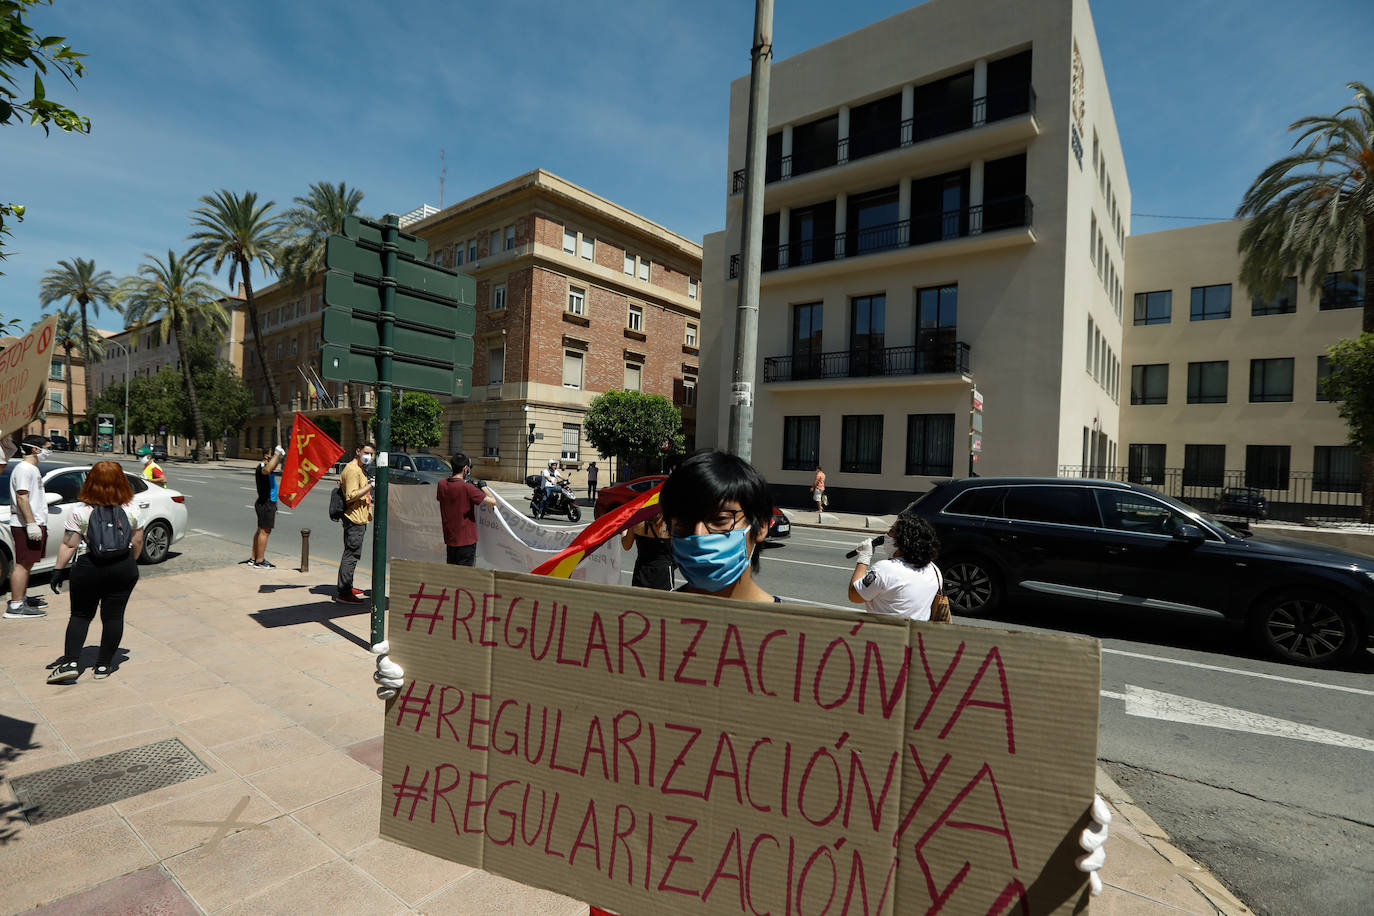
[439, 148, 446, 209]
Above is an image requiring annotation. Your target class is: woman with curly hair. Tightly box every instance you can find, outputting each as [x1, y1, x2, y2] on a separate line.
[847, 512, 941, 619]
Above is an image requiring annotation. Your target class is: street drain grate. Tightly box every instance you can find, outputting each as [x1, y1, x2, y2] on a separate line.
[7, 738, 212, 825]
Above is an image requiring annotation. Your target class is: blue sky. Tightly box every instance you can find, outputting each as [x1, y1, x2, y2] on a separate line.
[3, 0, 1370, 330]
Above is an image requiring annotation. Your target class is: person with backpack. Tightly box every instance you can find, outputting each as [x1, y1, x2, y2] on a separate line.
[45, 461, 144, 683]
[335, 441, 375, 604]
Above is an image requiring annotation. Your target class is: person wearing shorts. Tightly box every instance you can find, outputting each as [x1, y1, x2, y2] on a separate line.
[248, 444, 286, 569]
[6, 435, 51, 619]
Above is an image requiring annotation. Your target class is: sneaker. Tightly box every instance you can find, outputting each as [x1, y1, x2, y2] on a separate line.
[255, 559, 277, 570]
[333, 591, 367, 605]
[26, 595, 47, 609]
[4, 602, 45, 619]
[93, 664, 114, 679]
[47, 661, 79, 683]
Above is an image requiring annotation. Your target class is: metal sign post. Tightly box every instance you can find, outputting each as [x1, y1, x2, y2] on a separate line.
[322, 214, 476, 646]
[970, 387, 984, 477]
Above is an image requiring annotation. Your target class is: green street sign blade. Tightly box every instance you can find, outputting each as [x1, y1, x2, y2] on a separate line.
[320, 343, 376, 385]
[322, 306, 473, 367]
[393, 362, 472, 398]
[322, 271, 475, 335]
[319, 341, 473, 398]
[342, 215, 427, 260]
[325, 238, 471, 303]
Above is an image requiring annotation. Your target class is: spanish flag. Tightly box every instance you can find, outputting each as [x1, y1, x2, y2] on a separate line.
[531, 483, 664, 578]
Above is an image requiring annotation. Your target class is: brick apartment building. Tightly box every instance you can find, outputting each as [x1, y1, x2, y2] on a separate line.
[238, 170, 702, 484]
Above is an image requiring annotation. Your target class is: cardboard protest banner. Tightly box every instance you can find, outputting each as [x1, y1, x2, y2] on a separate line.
[0, 315, 58, 440]
[381, 560, 1101, 915]
[387, 487, 622, 584]
[277, 413, 344, 508]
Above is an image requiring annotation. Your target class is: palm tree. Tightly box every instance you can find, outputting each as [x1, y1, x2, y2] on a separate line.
[1238, 81, 1374, 516]
[39, 258, 117, 447]
[280, 180, 369, 446]
[44, 310, 106, 445]
[187, 190, 288, 444]
[116, 250, 227, 462]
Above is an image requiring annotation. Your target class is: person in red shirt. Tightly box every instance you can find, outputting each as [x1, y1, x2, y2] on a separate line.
[436, 452, 497, 566]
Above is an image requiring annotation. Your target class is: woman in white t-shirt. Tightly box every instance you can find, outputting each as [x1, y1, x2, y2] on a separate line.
[46, 461, 144, 684]
[847, 513, 942, 620]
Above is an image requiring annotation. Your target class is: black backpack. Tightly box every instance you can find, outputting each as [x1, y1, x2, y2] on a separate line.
[87, 504, 132, 561]
[328, 485, 345, 522]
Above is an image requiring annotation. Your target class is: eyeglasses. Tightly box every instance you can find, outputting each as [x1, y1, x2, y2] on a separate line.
[669, 508, 747, 536]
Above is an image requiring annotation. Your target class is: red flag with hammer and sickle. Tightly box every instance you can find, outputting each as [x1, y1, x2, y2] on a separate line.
[277, 413, 345, 509]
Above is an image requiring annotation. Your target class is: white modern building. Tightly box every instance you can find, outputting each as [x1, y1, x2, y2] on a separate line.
[700, 0, 1129, 513]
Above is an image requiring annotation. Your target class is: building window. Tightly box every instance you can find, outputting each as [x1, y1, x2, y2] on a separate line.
[49, 360, 64, 380]
[1086, 317, 1094, 372]
[1252, 277, 1297, 316]
[1189, 283, 1231, 321]
[1316, 355, 1333, 401]
[1320, 270, 1363, 310]
[561, 424, 580, 461]
[290, 338, 298, 355]
[637, 258, 649, 281]
[1089, 213, 1097, 265]
[455, 247, 464, 266]
[484, 420, 500, 458]
[448, 421, 463, 453]
[1249, 357, 1294, 402]
[1182, 444, 1225, 488]
[840, 415, 883, 474]
[1186, 361, 1228, 404]
[1245, 445, 1290, 490]
[275, 342, 283, 358]
[627, 305, 643, 331]
[782, 416, 820, 471]
[1313, 446, 1360, 492]
[689, 279, 698, 300]
[488, 346, 504, 385]
[623, 253, 635, 275]
[685, 322, 698, 347]
[488, 229, 499, 255]
[47, 389, 63, 412]
[682, 376, 697, 406]
[567, 286, 586, 316]
[793, 302, 824, 378]
[624, 362, 642, 391]
[468, 238, 477, 262]
[1127, 443, 1166, 484]
[504, 224, 515, 250]
[1130, 364, 1168, 405]
[492, 283, 506, 311]
[1133, 290, 1171, 325]
[563, 350, 583, 389]
[563, 228, 576, 254]
[581, 235, 594, 261]
[905, 414, 954, 476]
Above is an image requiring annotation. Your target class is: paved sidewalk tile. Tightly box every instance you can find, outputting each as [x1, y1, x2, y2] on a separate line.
[163, 814, 336, 913]
[348, 838, 475, 907]
[22, 864, 199, 916]
[0, 819, 156, 912]
[219, 859, 408, 916]
[293, 779, 383, 854]
[420, 871, 590, 916]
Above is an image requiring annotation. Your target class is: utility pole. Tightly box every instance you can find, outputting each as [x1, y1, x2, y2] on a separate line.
[726, 0, 774, 462]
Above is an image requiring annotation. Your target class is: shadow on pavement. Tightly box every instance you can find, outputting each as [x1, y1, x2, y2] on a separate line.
[249, 600, 370, 650]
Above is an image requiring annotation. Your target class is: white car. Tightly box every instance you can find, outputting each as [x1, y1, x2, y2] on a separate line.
[0, 461, 189, 579]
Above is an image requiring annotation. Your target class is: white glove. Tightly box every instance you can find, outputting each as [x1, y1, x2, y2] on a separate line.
[274, 444, 286, 456]
[1077, 793, 1111, 897]
[25, 522, 42, 542]
[853, 537, 874, 566]
[372, 640, 404, 700]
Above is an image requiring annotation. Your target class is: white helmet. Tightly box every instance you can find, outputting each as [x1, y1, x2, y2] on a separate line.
[548, 459, 558, 468]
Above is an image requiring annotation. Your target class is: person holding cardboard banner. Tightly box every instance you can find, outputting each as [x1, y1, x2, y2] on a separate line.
[658, 449, 776, 602]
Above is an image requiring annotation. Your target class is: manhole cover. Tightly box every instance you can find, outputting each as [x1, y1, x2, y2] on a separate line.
[7, 738, 212, 825]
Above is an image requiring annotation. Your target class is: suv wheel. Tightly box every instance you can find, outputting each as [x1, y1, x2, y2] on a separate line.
[1248, 591, 1362, 667]
[942, 557, 1001, 614]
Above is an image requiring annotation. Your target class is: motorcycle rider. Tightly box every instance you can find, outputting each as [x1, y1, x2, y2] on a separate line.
[535, 459, 562, 518]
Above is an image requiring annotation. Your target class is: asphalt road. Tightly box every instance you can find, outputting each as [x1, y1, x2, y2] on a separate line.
[46, 454, 1374, 914]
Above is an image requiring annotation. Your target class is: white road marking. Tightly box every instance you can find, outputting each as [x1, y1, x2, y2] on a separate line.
[1102, 685, 1374, 752]
[765, 555, 854, 572]
[1103, 648, 1374, 697]
[189, 528, 222, 537]
[787, 535, 863, 548]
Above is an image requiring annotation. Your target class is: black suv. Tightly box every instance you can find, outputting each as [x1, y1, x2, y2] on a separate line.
[1215, 486, 1268, 519]
[906, 477, 1372, 667]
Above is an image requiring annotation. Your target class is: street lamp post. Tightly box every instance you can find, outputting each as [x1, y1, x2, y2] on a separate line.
[102, 340, 131, 455]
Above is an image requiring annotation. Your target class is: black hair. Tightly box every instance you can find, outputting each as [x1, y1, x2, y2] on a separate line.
[22, 434, 47, 449]
[660, 449, 773, 573]
[357, 440, 377, 452]
[891, 514, 939, 569]
[450, 452, 472, 474]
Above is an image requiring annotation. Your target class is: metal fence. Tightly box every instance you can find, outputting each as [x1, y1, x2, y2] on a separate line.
[1057, 465, 1365, 523]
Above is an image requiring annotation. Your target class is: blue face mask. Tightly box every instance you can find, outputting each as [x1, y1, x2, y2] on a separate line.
[672, 528, 752, 591]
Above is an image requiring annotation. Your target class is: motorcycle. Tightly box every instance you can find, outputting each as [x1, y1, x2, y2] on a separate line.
[526, 474, 582, 522]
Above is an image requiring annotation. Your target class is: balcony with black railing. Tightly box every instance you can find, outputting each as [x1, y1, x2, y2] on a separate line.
[763, 341, 970, 383]
[727, 194, 1033, 279]
[730, 84, 1036, 192]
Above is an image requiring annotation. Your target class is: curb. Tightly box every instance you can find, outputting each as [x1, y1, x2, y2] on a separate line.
[1094, 766, 1253, 915]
